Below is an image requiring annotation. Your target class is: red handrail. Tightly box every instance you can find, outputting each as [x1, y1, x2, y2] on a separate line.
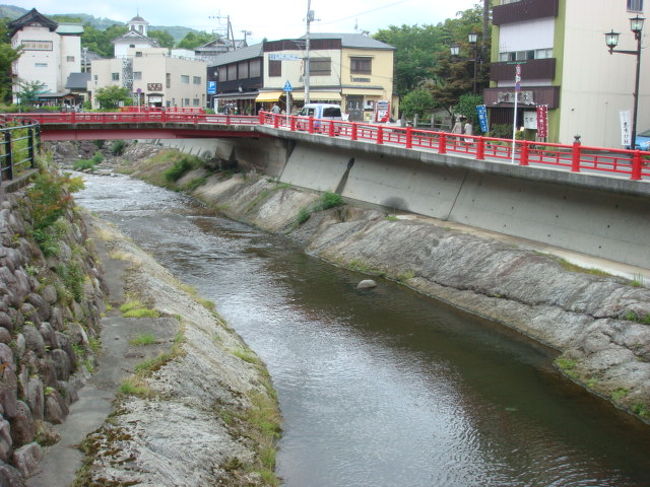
[4, 110, 649, 181]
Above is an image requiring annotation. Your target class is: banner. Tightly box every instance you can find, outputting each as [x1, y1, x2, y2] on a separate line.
[476, 104, 488, 133]
[536, 104, 548, 138]
[620, 110, 631, 147]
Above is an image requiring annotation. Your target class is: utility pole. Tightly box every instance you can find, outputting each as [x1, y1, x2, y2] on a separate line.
[304, 0, 314, 105]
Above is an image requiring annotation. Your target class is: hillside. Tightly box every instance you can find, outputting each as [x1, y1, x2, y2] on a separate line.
[0, 4, 196, 40]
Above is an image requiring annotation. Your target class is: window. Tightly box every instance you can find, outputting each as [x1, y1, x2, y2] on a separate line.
[66, 56, 75, 62]
[227, 64, 237, 80]
[166, 73, 171, 88]
[112, 72, 119, 81]
[184, 98, 190, 106]
[269, 59, 281, 77]
[193, 98, 200, 106]
[628, 0, 643, 12]
[22, 40, 53, 51]
[133, 71, 142, 80]
[181, 75, 190, 84]
[135, 51, 142, 57]
[350, 57, 372, 74]
[218, 66, 227, 81]
[249, 59, 261, 77]
[193, 76, 201, 84]
[238, 62, 249, 79]
[35, 62, 48, 68]
[310, 57, 331, 76]
[93, 75, 98, 81]
[499, 49, 552, 62]
[129, 44, 135, 48]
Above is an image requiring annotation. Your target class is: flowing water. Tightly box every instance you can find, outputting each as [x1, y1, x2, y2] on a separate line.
[76, 173, 650, 487]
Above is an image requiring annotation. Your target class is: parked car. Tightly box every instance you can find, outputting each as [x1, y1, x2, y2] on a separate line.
[296, 103, 344, 133]
[634, 129, 650, 150]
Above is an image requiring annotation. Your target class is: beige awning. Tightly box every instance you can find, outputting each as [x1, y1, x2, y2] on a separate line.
[292, 91, 342, 101]
[255, 91, 284, 102]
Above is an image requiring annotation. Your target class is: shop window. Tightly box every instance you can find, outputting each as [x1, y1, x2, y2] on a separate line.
[351, 57, 372, 74]
[628, 0, 643, 12]
[310, 57, 331, 76]
[269, 60, 281, 77]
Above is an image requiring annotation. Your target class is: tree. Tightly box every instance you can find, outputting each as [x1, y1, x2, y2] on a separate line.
[82, 23, 127, 57]
[400, 88, 435, 119]
[454, 93, 483, 126]
[177, 31, 214, 50]
[0, 18, 20, 103]
[94, 85, 132, 109]
[16, 80, 46, 106]
[149, 29, 175, 49]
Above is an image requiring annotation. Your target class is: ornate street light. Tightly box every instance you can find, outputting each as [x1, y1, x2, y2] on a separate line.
[605, 16, 645, 149]
[450, 44, 460, 57]
[468, 32, 479, 94]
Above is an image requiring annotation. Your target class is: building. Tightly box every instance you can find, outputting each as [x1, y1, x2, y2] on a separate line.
[88, 47, 207, 109]
[485, 0, 650, 146]
[208, 33, 396, 118]
[8, 8, 83, 106]
[113, 15, 159, 57]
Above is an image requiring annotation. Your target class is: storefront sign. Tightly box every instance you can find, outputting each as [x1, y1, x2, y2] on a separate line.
[620, 110, 631, 147]
[476, 104, 488, 133]
[147, 83, 163, 92]
[207, 81, 217, 94]
[536, 104, 548, 138]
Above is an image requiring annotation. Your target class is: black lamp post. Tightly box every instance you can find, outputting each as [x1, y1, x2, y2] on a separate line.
[605, 15, 645, 149]
[450, 34, 480, 94]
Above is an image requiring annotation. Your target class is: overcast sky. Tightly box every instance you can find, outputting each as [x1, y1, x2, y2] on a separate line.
[11, 0, 479, 43]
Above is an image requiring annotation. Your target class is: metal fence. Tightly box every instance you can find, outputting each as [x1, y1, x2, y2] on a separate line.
[0, 119, 40, 190]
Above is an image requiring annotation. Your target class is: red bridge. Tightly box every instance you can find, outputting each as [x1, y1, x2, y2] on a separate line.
[4, 110, 649, 182]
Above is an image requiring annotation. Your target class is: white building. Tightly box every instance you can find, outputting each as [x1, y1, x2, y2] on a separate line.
[113, 15, 159, 58]
[8, 8, 83, 105]
[486, 0, 650, 147]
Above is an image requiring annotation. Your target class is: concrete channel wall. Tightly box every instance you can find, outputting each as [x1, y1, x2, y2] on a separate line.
[159, 133, 650, 269]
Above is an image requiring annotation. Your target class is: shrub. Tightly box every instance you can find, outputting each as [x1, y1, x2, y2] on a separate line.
[73, 159, 96, 171]
[57, 262, 85, 302]
[110, 140, 126, 156]
[164, 155, 198, 182]
[92, 151, 104, 164]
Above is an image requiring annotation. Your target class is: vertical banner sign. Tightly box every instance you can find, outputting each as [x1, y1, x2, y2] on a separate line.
[620, 110, 631, 147]
[207, 81, 217, 95]
[476, 104, 488, 133]
[536, 104, 548, 139]
[512, 64, 522, 164]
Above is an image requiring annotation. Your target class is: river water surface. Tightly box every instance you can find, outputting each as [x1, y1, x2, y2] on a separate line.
[76, 173, 650, 487]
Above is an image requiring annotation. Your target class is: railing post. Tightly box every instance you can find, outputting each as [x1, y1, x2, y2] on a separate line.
[631, 150, 642, 180]
[226, 114, 231, 126]
[4, 131, 12, 181]
[519, 140, 529, 166]
[405, 126, 413, 149]
[351, 123, 358, 141]
[308, 117, 315, 134]
[28, 127, 35, 168]
[35, 125, 41, 155]
[476, 136, 485, 160]
[70, 111, 75, 124]
[290, 115, 296, 131]
[259, 111, 265, 125]
[376, 126, 383, 145]
[273, 114, 279, 128]
[571, 136, 581, 172]
[328, 120, 335, 137]
[438, 133, 447, 154]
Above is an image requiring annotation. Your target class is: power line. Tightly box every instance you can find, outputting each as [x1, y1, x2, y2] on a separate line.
[320, 0, 414, 26]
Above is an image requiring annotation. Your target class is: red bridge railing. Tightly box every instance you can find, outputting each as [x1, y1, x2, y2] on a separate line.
[4, 111, 648, 181]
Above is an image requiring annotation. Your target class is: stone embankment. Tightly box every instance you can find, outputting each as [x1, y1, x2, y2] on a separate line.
[109, 141, 650, 423]
[2, 162, 280, 486]
[0, 178, 105, 484]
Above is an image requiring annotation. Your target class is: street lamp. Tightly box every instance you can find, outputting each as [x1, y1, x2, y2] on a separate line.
[450, 44, 460, 57]
[468, 32, 479, 94]
[605, 15, 645, 149]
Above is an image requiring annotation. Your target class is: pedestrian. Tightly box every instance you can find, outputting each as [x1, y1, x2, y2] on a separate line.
[271, 103, 281, 114]
[463, 119, 473, 144]
[451, 116, 463, 134]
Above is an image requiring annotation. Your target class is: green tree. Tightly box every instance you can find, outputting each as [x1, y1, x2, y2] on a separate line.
[149, 29, 175, 49]
[400, 88, 435, 119]
[0, 18, 20, 103]
[94, 85, 132, 109]
[454, 93, 483, 127]
[176, 31, 214, 50]
[16, 80, 46, 106]
[82, 23, 127, 57]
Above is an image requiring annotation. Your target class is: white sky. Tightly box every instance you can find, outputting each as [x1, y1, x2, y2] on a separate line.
[10, 0, 479, 43]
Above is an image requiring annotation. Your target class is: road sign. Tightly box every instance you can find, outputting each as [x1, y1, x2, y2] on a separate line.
[283, 80, 293, 92]
[270, 53, 301, 61]
[207, 81, 217, 95]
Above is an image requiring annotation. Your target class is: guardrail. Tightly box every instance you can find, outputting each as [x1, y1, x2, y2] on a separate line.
[0, 119, 40, 190]
[258, 112, 650, 181]
[3, 111, 648, 181]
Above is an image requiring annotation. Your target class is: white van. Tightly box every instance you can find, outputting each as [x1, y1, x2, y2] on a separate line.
[298, 103, 343, 120]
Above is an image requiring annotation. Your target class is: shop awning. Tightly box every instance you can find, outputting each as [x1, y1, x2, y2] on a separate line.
[292, 91, 342, 101]
[215, 91, 259, 100]
[255, 91, 284, 102]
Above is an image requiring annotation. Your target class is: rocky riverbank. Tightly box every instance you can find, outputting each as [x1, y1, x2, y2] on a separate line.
[99, 141, 650, 424]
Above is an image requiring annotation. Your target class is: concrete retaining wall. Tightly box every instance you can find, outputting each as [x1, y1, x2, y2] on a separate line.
[165, 135, 650, 269]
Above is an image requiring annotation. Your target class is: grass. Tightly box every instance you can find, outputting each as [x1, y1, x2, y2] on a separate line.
[623, 311, 650, 325]
[397, 270, 416, 281]
[134, 352, 173, 374]
[554, 257, 612, 277]
[72, 159, 97, 171]
[295, 191, 345, 226]
[118, 377, 152, 398]
[385, 215, 399, 221]
[57, 262, 85, 302]
[163, 154, 200, 182]
[129, 333, 157, 346]
[612, 388, 629, 401]
[554, 357, 578, 379]
[119, 300, 160, 318]
[184, 176, 207, 192]
[232, 348, 260, 365]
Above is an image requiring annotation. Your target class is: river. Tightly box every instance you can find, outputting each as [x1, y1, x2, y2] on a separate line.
[76, 173, 650, 487]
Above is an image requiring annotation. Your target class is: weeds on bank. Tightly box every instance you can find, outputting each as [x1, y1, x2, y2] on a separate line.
[164, 154, 201, 182]
[119, 300, 160, 318]
[553, 257, 612, 277]
[129, 333, 157, 346]
[295, 191, 344, 225]
[554, 357, 578, 379]
[623, 311, 650, 325]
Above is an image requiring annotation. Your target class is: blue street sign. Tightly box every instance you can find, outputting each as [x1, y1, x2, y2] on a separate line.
[283, 80, 293, 92]
[207, 81, 217, 94]
[476, 104, 488, 133]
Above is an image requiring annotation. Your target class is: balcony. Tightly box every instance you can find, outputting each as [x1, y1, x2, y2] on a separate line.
[490, 58, 556, 82]
[493, 0, 559, 25]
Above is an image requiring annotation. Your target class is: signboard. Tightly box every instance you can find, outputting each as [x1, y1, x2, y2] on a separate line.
[147, 83, 163, 92]
[515, 63, 522, 92]
[207, 81, 217, 94]
[620, 110, 631, 147]
[283, 80, 293, 92]
[269, 53, 301, 61]
[374, 100, 390, 123]
[523, 110, 537, 130]
[476, 104, 488, 133]
[536, 104, 548, 138]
